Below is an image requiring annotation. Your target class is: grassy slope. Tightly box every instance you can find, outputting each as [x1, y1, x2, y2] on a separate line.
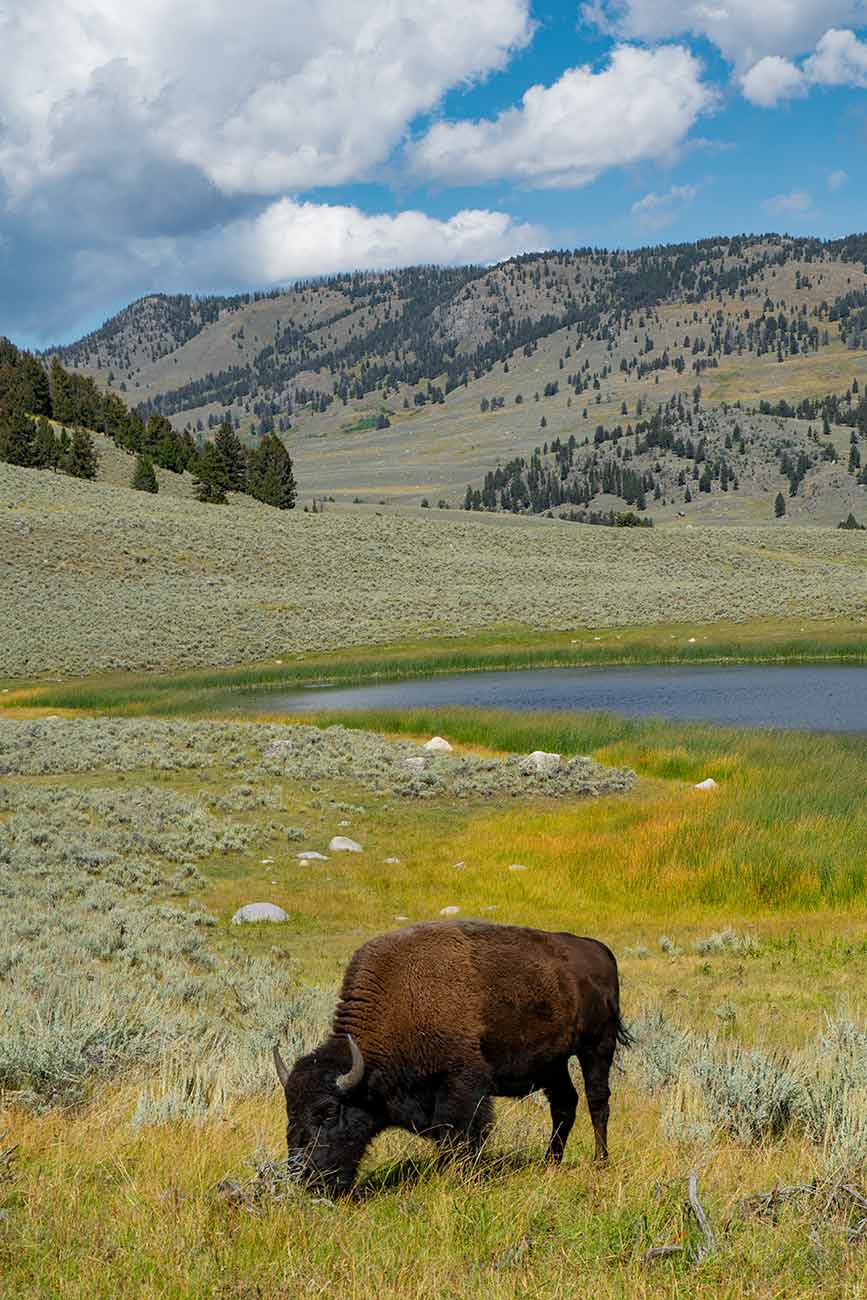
[3, 709, 867, 1298]
[3, 456, 866, 681]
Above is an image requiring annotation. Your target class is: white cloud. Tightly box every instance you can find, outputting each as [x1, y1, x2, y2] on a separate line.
[828, 168, 849, 190]
[410, 45, 715, 188]
[804, 27, 867, 86]
[583, 1, 867, 69]
[0, 0, 533, 203]
[68, 199, 546, 306]
[740, 27, 867, 107]
[631, 184, 698, 230]
[740, 56, 806, 107]
[227, 199, 546, 282]
[762, 189, 813, 215]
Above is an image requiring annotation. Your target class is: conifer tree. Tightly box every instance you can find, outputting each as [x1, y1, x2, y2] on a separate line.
[214, 419, 246, 491]
[774, 491, 786, 518]
[50, 358, 75, 425]
[0, 409, 37, 466]
[33, 416, 59, 469]
[131, 453, 159, 493]
[193, 442, 228, 503]
[247, 434, 296, 508]
[63, 427, 99, 479]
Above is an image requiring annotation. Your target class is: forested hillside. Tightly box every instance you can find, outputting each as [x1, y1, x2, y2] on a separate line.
[37, 232, 867, 523]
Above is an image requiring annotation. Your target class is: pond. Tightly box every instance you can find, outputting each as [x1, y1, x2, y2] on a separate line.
[248, 663, 867, 732]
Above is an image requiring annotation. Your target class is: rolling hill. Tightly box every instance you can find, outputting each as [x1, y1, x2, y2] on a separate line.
[40, 232, 867, 522]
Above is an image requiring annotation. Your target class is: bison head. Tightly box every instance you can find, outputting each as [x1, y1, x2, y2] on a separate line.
[273, 1035, 378, 1196]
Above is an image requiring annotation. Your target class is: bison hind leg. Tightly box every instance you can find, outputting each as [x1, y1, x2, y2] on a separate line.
[544, 1063, 578, 1162]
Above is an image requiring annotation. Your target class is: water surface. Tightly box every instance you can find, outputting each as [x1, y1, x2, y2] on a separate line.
[249, 664, 867, 732]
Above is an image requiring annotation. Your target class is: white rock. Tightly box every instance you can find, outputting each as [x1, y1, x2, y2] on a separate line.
[231, 902, 289, 924]
[394, 915, 409, 922]
[328, 836, 363, 853]
[405, 756, 427, 771]
[383, 857, 401, 864]
[694, 778, 719, 791]
[338, 819, 351, 827]
[440, 905, 460, 915]
[297, 850, 329, 861]
[260, 858, 275, 864]
[452, 860, 466, 871]
[522, 750, 561, 776]
[509, 863, 528, 872]
[423, 736, 453, 753]
[688, 637, 697, 644]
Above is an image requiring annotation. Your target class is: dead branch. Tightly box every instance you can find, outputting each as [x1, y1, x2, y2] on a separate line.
[643, 1170, 717, 1265]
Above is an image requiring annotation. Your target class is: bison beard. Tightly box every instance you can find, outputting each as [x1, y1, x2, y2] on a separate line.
[274, 920, 629, 1196]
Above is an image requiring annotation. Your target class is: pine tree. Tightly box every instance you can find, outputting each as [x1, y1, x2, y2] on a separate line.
[63, 427, 99, 479]
[247, 435, 296, 509]
[213, 419, 246, 491]
[774, 491, 786, 518]
[131, 453, 159, 493]
[50, 358, 75, 425]
[193, 442, 228, 503]
[33, 416, 59, 469]
[0, 409, 37, 466]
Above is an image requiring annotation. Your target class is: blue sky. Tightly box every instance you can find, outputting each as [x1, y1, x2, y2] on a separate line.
[2, 0, 867, 349]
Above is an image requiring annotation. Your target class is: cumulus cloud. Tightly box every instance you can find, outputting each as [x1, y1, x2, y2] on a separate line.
[803, 27, 867, 85]
[410, 45, 715, 188]
[763, 189, 813, 215]
[223, 199, 546, 282]
[740, 56, 807, 107]
[631, 184, 698, 230]
[0, 0, 532, 203]
[740, 28, 867, 107]
[582, 0, 867, 69]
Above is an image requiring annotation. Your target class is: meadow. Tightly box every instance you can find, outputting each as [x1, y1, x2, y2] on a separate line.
[4, 456, 867, 681]
[3, 703, 867, 1298]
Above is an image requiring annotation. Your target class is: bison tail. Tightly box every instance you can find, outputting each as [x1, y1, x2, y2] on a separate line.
[614, 1010, 634, 1051]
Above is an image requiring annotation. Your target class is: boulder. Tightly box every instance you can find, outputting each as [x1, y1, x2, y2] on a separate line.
[509, 863, 528, 872]
[440, 905, 460, 915]
[297, 850, 329, 861]
[694, 778, 719, 791]
[405, 756, 427, 771]
[383, 856, 401, 864]
[231, 902, 288, 924]
[328, 836, 363, 853]
[521, 750, 560, 776]
[423, 736, 453, 753]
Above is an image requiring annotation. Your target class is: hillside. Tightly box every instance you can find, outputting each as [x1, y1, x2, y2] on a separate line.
[3, 456, 866, 679]
[48, 233, 867, 520]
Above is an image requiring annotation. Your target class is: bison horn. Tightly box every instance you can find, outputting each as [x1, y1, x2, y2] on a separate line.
[273, 1044, 290, 1089]
[335, 1034, 365, 1092]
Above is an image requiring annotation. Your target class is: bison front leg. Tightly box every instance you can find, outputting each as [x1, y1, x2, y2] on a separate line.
[577, 1027, 616, 1161]
[544, 1064, 578, 1162]
[430, 1069, 492, 1155]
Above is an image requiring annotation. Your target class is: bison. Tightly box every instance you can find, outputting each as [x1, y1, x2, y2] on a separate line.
[273, 919, 628, 1196]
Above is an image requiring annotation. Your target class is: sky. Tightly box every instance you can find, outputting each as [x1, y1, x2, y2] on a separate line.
[2, 0, 867, 349]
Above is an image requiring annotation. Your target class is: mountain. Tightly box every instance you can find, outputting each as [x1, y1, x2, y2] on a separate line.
[41, 233, 867, 522]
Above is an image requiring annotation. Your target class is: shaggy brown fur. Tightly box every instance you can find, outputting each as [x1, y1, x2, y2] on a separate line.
[274, 920, 628, 1195]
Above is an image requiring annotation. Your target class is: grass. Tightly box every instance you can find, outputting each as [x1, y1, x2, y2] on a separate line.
[3, 707, 867, 1296]
[8, 616, 867, 717]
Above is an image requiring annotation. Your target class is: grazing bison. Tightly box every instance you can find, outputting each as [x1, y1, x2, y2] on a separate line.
[273, 920, 629, 1196]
